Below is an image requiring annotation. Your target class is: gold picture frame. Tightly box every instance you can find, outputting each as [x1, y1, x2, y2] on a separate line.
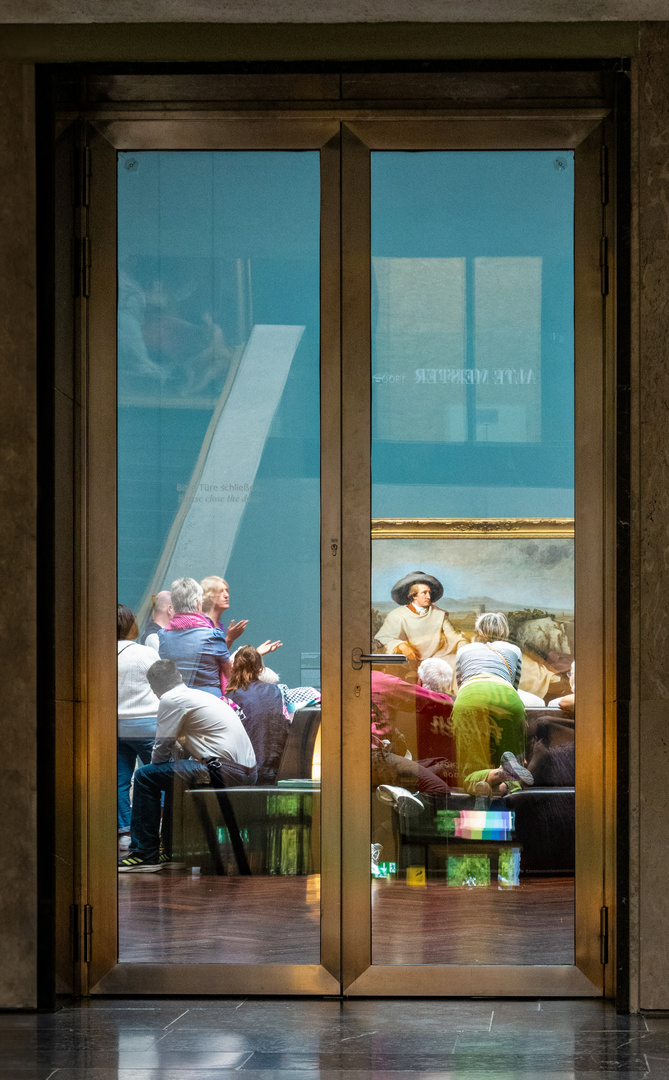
[371, 518, 575, 540]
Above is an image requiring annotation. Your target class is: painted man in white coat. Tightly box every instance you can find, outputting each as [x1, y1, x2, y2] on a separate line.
[375, 571, 466, 685]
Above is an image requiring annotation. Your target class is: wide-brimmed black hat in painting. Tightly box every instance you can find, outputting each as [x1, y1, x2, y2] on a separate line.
[390, 572, 444, 606]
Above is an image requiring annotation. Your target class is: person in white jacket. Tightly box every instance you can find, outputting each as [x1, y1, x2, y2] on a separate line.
[117, 604, 160, 845]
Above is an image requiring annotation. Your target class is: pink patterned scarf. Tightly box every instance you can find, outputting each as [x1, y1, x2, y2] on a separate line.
[164, 612, 213, 632]
[163, 611, 228, 694]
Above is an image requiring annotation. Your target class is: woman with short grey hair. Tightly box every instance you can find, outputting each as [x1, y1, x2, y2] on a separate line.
[170, 576, 203, 613]
[157, 576, 232, 695]
[417, 657, 453, 694]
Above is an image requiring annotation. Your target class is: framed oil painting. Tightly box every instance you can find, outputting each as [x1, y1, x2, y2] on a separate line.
[371, 518, 574, 701]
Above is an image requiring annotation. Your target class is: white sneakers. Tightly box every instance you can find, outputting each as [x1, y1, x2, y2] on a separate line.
[376, 785, 425, 816]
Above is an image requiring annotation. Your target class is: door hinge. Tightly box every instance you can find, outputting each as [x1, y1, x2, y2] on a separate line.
[600, 905, 609, 965]
[71, 903, 93, 963]
[77, 236, 91, 298]
[600, 145, 609, 206]
[75, 144, 91, 208]
[600, 235, 609, 296]
[83, 904, 93, 963]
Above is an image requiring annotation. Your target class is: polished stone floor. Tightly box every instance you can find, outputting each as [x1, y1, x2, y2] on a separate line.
[0, 997, 666, 1078]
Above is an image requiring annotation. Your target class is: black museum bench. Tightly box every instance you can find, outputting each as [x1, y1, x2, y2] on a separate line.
[176, 706, 321, 876]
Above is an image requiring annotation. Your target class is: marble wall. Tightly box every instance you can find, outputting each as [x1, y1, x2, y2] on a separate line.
[0, 1, 661, 22]
[636, 22, 669, 1011]
[0, 62, 37, 1008]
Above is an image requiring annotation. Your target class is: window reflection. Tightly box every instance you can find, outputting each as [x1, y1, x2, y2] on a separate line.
[372, 254, 542, 446]
[473, 256, 542, 443]
[371, 150, 574, 521]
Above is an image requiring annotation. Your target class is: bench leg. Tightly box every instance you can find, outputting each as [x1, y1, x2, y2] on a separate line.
[192, 792, 227, 876]
[214, 790, 252, 876]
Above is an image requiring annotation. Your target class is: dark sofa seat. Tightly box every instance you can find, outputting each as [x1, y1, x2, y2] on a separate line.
[504, 786, 575, 873]
[383, 707, 576, 880]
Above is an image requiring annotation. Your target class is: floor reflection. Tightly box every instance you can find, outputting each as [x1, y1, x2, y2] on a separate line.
[119, 873, 320, 964]
[0, 998, 654, 1078]
[372, 876, 574, 966]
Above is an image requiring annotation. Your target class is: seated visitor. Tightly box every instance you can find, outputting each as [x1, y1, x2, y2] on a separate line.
[371, 665, 454, 716]
[118, 660, 257, 873]
[200, 572, 283, 661]
[527, 661, 575, 784]
[141, 589, 174, 649]
[529, 733, 575, 787]
[371, 703, 451, 798]
[375, 572, 465, 686]
[225, 646, 290, 785]
[547, 661, 575, 717]
[452, 612, 533, 796]
[371, 661, 454, 800]
[158, 576, 232, 695]
[371, 663, 455, 779]
[117, 604, 160, 848]
[417, 657, 454, 694]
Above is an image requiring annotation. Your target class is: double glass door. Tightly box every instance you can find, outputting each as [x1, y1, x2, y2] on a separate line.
[82, 112, 613, 996]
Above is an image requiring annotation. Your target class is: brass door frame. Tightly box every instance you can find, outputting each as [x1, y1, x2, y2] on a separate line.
[77, 106, 616, 997]
[340, 115, 614, 997]
[83, 118, 341, 996]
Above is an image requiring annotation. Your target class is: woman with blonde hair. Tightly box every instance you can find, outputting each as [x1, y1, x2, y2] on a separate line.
[200, 574, 282, 659]
[225, 645, 289, 786]
[452, 612, 532, 796]
[200, 575, 247, 649]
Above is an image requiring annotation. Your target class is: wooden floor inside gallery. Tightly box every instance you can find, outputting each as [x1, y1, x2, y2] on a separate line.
[373, 877, 574, 965]
[118, 874, 574, 965]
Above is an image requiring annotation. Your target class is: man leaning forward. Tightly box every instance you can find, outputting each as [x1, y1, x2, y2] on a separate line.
[118, 659, 257, 873]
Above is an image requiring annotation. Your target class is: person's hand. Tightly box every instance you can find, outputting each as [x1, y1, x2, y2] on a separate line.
[257, 639, 283, 656]
[226, 618, 248, 647]
[394, 642, 420, 661]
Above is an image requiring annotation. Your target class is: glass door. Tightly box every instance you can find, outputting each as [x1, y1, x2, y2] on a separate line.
[116, 147, 325, 962]
[370, 146, 575, 955]
[81, 111, 613, 997]
[340, 120, 612, 996]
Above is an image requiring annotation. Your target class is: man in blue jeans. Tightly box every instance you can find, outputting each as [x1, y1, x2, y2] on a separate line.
[119, 659, 257, 873]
